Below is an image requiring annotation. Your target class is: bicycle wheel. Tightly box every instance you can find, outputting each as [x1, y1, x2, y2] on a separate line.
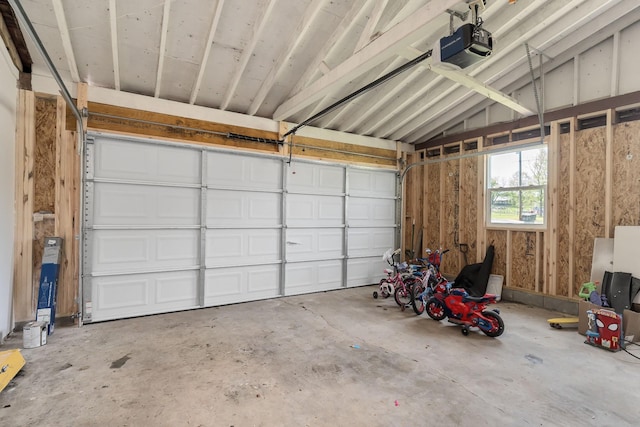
[394, 282, 412, 307]
[410, 283, 425, 315]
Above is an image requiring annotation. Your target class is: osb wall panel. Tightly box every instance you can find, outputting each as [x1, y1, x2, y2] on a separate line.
[574, 127, 606, 293]
[404, 153, 424, 258]
[510, 231, 537, 290]
[459, 155, 478, 265]
[424, 162, 441, 257]
[486, 229, 506, 279]
[556, 133, 570, 297]
[613, 121, 640, 226]
[34, 97, 57, 213]
[441, 159, 460, 275]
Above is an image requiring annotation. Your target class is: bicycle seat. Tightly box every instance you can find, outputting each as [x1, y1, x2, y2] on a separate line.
[463, 294, 497, 303]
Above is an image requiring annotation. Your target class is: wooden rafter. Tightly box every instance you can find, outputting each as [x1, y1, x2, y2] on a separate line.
[52, 0, 79, 82]
[374, 0, 588, 140]
[154, 0, 172, 98]
[190, 0, 225, 105]
[353, 0, 387, 53]
[220, 0, 277, 111]
[109, 0, 120, 90]
[273, 0, 459, 122]
[288, 0, 371, 99]
[248, 0, 329, 116]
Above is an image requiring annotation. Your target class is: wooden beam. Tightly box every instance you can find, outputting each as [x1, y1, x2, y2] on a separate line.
[190, 0, 225, 104]
[535, 231, 541, 292]
[13, 90, 36, 322]
[428, 64, 535, 116]
[273, 0, 459, 121]
[109, 0, 120, 91]
[354, 0, 388, 52]
[0, 10, 23, 71]
[248, 0, 330, 115]
[547, 120, 560, 296]
[289, 0, 370, 97]
[605, 109, 613, 237]
[568, 117, 576, 298]
[77, 83, 88, 132]
[154, 0, 172, 98]
[221, 0, 278, 111]
[52, 0, 79, 82]
[506, 230, 512, 287]
[418, 91, 640, 150]
[477, 137, 486, 261]
[55, 96, 79, 317]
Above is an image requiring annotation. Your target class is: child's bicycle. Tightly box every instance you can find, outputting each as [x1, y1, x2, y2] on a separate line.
[374, 249, 419, 309]
[410, 248, 449, 315]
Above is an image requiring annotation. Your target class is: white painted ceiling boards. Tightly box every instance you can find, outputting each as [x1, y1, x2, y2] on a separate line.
[16, 0, 640, 144]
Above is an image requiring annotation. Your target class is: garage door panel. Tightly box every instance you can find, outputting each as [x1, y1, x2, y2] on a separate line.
[285, 228, 343, 261]
[287, 163, 344, 194]
[347, 257, 386, 287]
[205, 229, 281, 267]
[349, 169, 396, 198]
[285, 260, 342, 295]
[348, 228, 396, 257]
[91, 271, 198, 321]
[287, 194, 344, 226]
[94, 183, 200, 226]
[206, 190, 281, 227]
[94, 138, 201, 184]
[92, 229, 199, 273]
[204, 265, 280, 305]
[348, 197, 395, 227]
[207, 152, 281, 190]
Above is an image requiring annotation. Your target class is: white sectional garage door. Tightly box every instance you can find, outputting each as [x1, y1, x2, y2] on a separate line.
[83, 133, 396, 322]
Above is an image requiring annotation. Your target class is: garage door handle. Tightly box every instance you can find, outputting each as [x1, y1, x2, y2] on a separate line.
[286, 241, 302, 245]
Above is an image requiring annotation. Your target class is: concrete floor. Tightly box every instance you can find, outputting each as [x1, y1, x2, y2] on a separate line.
[1, 285, 640, 427]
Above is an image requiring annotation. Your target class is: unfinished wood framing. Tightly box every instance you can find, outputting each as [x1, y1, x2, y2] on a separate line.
[13, 90, 36, 322]
[403, 105, 640, 300]
[604, 109, 613, 237]
[55, 96, 80, 317]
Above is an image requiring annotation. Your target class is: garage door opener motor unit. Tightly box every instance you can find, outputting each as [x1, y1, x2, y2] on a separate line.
[433, 0, 493, 69]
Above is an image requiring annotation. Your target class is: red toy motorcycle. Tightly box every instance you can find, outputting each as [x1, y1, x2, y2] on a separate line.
[425, 283, 504, 337]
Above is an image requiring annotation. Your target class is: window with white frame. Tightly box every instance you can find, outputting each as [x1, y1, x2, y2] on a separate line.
[487, 146, 547, 226]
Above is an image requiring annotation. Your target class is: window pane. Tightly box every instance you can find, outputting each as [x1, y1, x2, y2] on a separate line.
[489, 152, 519, 188]
[521, 148, 547, 186]
[489, 188, 545, 225]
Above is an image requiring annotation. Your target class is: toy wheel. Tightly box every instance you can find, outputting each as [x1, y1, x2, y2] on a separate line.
[550, 322, 562, 329]
[425, 298, 446, 321]
[480, 310, 505, 337]
[461, 328, 469, 336]
[394, 285, 411, 307]
[373, 291, 378, 299]
[410, 283, 425, 315]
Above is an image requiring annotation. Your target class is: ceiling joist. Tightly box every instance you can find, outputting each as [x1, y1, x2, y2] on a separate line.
[248, 0, 329, 116]
[154, 0, 171, 98]
[108, 0, 120, 90]
[273, 0, 459, 122]
[190, 0, 225, 105]
[52, 0, 79, 82]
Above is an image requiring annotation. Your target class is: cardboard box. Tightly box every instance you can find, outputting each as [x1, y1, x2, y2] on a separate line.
[623, 309, 640, 343]
[23, 321, 47, 348]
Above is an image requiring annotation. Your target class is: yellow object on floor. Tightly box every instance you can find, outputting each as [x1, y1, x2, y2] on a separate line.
[0, 349, 26, 392]
[547, 317, 579, 329]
